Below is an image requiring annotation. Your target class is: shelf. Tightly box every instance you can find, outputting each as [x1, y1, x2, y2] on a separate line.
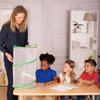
[70, 10, 98, 78]
[74, 67, 84, 70]
[0, 67, 5, 69]
[72, 49, 96, 51]
[71, 33, 97, 35]
[0, 84, 8, 86]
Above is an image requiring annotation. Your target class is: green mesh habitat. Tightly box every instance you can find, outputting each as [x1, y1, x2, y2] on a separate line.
[12, 44, 37, 89]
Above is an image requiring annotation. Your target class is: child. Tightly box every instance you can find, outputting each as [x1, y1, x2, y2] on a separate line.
[32, 53, 58, 100]
[59, 60, 78, 100]
[77, 59, 99, 100]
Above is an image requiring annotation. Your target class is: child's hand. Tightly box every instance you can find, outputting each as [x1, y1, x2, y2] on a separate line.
[78, 79, 84, 84]
[44, 82, 51, 86]
[77, 82, 83, 86]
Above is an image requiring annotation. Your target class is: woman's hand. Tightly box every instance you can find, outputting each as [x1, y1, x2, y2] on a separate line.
[25, 45, 30, 47]
[5, 53, 13, 63]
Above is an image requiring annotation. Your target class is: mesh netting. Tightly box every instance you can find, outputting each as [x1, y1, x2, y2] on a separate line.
[12, 44, 37, 89]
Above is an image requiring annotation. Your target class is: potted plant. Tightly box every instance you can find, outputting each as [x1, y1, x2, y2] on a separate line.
[98, 55, 100, 58]
[73, 21, 84, 33]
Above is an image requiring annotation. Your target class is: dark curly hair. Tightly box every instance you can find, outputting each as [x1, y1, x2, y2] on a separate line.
[39, 53, 55, 64]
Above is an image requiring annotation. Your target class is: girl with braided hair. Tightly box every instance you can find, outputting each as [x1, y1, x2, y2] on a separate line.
[59, 60, 78, 100]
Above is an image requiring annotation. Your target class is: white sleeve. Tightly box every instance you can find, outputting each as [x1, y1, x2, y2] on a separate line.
[58, 73, 63, 80]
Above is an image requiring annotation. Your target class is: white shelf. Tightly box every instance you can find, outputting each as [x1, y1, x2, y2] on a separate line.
[0, 67, 5, 69]
[74, 67, 84, 70]
[72, 33, 97, 35]
[0, 84, 8, 86]
[72, 49, 96, 51]
[70, 10, 98, 78]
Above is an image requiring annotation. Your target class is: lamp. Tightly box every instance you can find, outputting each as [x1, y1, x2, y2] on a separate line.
[83, 13, 95, 33]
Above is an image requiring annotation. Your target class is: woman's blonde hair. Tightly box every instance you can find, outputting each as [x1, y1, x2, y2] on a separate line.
[62, 60, 76, 83]
[4, 5, 28, 33]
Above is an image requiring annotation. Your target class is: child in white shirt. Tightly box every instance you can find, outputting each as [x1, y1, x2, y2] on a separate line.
[59, 60, 78, 100]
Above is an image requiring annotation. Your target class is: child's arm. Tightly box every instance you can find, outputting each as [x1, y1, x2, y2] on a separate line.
[77, 71, 99, 86]
[78, 78, 95, 85]
[76, 78, 84, 86]
[59, 77, 64, 83]
[35, 78, 38, 83]
[76, 71, 86, 86]
[44, 76, 58, 86]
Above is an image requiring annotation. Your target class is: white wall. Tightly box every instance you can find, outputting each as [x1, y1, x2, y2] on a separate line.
[0, 0, 100, 76]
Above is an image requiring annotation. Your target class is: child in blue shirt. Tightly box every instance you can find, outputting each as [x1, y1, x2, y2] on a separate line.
[32, 53, 58, 100]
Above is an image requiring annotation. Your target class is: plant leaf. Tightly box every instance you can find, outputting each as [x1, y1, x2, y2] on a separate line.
[79, 24, 84, 26]
[98, 55, 100, 58]
[74, 24, 78, 26]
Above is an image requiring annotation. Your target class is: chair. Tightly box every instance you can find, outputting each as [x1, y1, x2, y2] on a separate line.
[97, 76, 100, 100]
[87, 76, 100, 100]
[99, 76, 100, 87]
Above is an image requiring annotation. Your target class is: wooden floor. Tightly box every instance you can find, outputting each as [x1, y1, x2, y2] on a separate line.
[0, 86, 7, 100]
[0, 86, 33, 100]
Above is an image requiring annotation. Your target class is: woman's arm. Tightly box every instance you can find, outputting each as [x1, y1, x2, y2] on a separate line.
[25, 27, 29, 46]
[0, 25, 8, 54]
[0, 25, 13, 63]
[5, 53, 13, 63]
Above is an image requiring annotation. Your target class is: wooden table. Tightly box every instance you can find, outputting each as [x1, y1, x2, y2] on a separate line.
[13, 83, 100, 100]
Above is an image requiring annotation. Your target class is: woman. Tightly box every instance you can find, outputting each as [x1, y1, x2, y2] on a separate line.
[0, 5, 28, 100]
